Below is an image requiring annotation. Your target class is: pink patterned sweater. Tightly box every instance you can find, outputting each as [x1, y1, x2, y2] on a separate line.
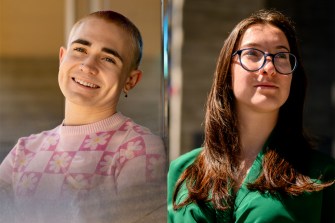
[0, 112, 166, 202]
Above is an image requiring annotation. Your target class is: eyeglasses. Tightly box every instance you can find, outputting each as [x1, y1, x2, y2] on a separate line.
[232, 48, 297, 75]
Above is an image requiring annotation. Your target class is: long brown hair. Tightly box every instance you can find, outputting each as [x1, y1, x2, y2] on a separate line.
[173, 9, 334, 211]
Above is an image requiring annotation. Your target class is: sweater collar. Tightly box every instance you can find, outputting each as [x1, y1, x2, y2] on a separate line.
[59, 112, 127, 135]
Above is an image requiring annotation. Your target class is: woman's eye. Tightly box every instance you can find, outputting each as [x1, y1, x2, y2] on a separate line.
[245, 49, 259, 56]
[277, 53, 288, 59]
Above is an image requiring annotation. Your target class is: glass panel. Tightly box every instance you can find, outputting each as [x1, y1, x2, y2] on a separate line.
[0, 0, 168, 221]
[0, 0, 167, 167]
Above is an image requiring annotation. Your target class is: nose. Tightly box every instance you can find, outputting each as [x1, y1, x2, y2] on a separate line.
[80, 57, 98, 75]
[260, 56, 276, 76]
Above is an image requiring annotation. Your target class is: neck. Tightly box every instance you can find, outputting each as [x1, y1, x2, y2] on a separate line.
[237, 108, 278, 159]
[63, 100, 117, 126]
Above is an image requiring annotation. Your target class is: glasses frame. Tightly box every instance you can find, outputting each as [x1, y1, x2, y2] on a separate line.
[232, 48, 298, 75]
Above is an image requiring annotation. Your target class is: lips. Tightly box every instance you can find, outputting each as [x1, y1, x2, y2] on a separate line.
[254, 82, 278, 88]
[73, 78, 100, 88]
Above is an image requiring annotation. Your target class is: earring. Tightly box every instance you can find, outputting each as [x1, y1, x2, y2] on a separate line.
[124, 91, 128, 98]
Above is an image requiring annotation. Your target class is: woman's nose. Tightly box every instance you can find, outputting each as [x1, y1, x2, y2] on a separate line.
[260, 57, 276, 76]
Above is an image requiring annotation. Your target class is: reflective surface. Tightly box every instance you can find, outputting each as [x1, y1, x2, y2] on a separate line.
[0, 0, 168, 222]
[0, 0, 166, 161]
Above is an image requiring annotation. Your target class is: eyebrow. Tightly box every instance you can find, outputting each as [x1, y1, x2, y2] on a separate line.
[241, 43, 290, 52]
[102, 47, 124, 63]
[71, 38, 91, 46]
[71, 38, 124, 63]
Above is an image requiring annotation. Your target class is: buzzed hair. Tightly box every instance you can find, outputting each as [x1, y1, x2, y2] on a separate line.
[71, 10, 143, 69]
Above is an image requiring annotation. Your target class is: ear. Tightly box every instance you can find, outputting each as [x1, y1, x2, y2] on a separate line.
[124, 69, 142, 92]
[59, 47, 67, 64]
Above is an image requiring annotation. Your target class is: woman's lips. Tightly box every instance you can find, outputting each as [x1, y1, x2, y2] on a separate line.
[254, 82, 278, 88]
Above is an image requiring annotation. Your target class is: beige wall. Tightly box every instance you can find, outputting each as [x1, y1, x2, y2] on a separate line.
[0, 0, 164, 160]
[105, 0, 161, 58]
[0, 0, 64, 57]
[0, 0, 161, 58]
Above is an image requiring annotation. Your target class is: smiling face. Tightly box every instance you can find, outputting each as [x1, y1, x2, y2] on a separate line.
[231, 23, 293, 115]
[58, 17, 141, 115]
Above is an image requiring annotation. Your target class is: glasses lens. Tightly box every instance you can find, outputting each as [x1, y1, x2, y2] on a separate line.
[240, 49, 264, 71]
[274, 53, 296, 74]
[238, 49, 297, 74]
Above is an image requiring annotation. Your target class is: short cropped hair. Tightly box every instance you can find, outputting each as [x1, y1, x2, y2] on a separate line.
[71, 10, 143, 69]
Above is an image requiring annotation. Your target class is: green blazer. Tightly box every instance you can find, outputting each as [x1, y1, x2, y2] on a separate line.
[167, 147, 335, 223]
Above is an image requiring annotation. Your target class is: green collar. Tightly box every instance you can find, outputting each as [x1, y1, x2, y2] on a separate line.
[234, 136, 271, 209]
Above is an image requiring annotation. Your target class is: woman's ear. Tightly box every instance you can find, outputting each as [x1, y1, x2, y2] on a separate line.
[124, 69, 143, 92]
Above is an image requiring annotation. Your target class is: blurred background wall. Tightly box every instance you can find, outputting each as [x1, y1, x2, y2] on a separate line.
[172, 0, 335, 160]
[0, 0, 334, 164]
[0, 0, 163, 161]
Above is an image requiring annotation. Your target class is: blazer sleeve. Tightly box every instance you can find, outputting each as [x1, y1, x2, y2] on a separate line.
[167, 148, 209, 223]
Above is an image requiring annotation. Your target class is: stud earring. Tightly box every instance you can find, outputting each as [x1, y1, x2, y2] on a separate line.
[124, 91, 128, 98]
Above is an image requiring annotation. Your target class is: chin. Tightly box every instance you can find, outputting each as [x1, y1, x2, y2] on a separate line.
[251, 99, 284, 113]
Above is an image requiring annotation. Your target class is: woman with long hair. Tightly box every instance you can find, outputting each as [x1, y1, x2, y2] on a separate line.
[168, 9, 335, 222]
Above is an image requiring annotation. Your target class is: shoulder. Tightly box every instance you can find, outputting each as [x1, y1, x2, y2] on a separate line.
[169, 148, 202, 178]
[120, 115, 159, 138]
[167, 148, 202, 200]
[1, 126, 59, 164]
[117, 115, 165, 150]
[167, 148, 219, 223]
[167, 148, 228, 223]
[15, 126, 60, 148]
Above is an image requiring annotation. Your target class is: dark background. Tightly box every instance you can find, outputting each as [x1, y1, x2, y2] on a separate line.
[180, 0, 335, 157]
